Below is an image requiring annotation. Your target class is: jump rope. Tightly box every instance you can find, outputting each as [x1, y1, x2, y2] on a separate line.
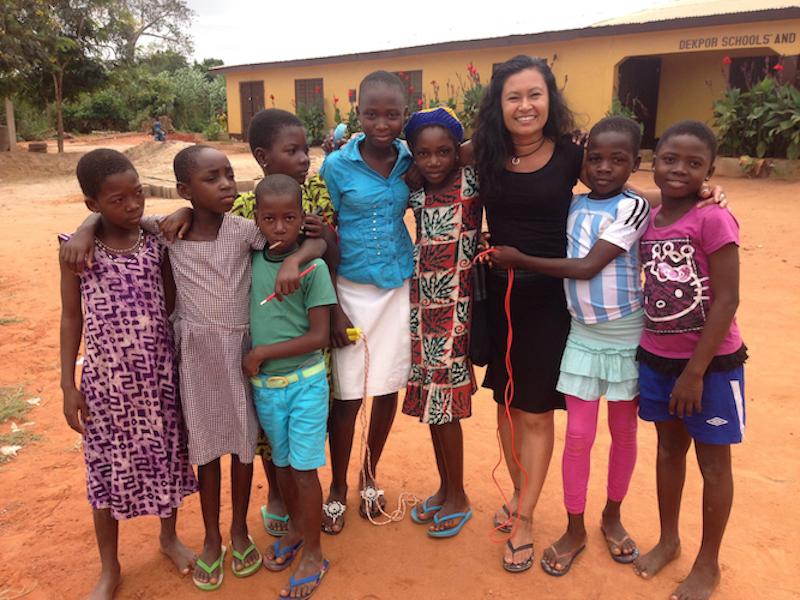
[262, 241, 529, 540]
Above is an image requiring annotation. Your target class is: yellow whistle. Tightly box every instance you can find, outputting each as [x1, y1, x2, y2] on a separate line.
[346, 327, 362, 341]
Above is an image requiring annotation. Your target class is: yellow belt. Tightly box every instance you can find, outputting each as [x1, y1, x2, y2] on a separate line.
[251, 360, 326, 389]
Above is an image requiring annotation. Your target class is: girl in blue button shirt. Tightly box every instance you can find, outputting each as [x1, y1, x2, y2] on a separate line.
[318, 70, 413, 533]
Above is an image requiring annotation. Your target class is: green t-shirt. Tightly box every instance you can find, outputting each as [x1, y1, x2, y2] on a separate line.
[250, 252, 337, 375]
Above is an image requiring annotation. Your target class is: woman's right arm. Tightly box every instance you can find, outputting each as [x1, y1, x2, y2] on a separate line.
[59, 257, 87, 435]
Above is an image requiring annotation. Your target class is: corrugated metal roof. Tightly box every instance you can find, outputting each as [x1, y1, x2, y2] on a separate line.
[211, 1, 800, 74]
[594, 0, 800, 26]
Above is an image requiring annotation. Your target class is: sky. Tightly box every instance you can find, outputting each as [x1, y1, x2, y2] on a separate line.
[185, 0, 674, 66]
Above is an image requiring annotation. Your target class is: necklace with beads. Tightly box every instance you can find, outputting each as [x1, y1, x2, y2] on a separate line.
[511, 136, 546, 165]
[94, 228, 144, 261]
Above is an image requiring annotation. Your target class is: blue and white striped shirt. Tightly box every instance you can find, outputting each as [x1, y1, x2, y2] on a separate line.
[564, 191, 650, 324]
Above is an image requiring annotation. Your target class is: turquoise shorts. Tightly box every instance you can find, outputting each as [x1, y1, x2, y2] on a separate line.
[252, 361, 329, 470]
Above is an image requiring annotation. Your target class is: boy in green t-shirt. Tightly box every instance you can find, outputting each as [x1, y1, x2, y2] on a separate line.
[243, 174, 336, 598]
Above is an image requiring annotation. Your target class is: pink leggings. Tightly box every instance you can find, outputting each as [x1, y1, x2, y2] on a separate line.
[562, 395, 638, 514]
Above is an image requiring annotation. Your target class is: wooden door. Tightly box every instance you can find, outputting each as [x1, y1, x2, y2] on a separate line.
[240, 81, 265, 141]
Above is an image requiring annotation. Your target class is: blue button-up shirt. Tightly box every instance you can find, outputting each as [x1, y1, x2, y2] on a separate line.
[320, 134, 413, 289]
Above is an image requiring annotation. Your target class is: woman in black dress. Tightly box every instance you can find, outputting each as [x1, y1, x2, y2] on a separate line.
[473, 55, 583, 572]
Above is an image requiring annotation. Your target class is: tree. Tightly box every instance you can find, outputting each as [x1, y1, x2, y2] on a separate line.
[111, 0, 195, 64]
[34, 1, 112, 152]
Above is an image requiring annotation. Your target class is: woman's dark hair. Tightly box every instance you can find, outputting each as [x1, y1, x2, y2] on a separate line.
[473, 55, 576, 203]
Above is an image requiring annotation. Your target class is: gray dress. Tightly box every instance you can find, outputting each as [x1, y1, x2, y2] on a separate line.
[147, 214, 265, 465]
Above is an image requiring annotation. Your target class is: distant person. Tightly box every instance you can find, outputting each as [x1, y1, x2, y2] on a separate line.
[633, 121, 746, 600]
[153, 119, 166, 142]
[59, 149, 197, 599]
[490, 116, 649, 574]
[245, 174, 337, 599]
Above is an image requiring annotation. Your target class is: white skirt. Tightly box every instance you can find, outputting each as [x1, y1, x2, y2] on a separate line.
[332, 277, 411, 400]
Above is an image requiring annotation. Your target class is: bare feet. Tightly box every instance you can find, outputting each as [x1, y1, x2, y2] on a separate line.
[503, 514, 534, 571]
[541, 529, 587, 574]
[600, 513, 638, 561]
[88, 565, 121, 600]
[634, 538, 681, 579]
[321, 486, 347, 534]
[159, 533, 195, 576]
[280, 552, 327, 598]
[671, 561, 721, 600]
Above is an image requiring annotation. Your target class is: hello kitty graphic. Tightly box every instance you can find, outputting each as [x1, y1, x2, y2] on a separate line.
[641, 238, 710, 334]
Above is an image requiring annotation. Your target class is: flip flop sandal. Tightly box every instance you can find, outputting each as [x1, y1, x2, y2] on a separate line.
[261, 506, 290, 537]
[600, 527, 640, 564]
[493, 503, 513, 534]
[503, 540, 534, 573]
[193, 545, 226, 591]
[428, 508, 473, 538]
[321, 500, 346, 535]
[277, 559, 329, 600]
[230, 536, 263, 578]
[359, 485, 385, 519]
[411, 496, 442, 525]
[540, 544, 586, 577]
[264, 539, 304, 573]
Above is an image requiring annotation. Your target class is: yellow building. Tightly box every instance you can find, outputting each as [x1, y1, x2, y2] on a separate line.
[213, 0, 800, 149]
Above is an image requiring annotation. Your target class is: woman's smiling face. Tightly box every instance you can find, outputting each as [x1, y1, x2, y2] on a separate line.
[501, 67, 549, 140]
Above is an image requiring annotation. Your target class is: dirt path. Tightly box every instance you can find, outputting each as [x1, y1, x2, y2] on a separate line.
[0, 145, 797, 599]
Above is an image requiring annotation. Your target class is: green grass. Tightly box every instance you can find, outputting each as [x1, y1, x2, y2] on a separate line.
[0, 430, 40, 464]
[0, 386, 29, 423]
[0, 387, 39, 465]
[0, 317, 23, 325]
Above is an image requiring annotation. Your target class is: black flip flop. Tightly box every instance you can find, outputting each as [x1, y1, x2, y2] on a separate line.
[540, 544, 585, 577]
[503, 541, 534, 573]
[493, 504, 513, 534]
[601, 528, 640, 564]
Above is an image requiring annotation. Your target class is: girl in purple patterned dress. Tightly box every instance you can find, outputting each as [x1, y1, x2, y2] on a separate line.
[59, 150, 198, 600]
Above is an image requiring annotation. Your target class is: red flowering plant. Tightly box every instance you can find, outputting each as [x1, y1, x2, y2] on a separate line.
[332, 95, 342, 124]
[270, 93, 275, 108]
[456, 62, 485, 134]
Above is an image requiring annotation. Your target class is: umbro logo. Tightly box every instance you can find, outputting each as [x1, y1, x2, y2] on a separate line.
[706, 417, 728, 427]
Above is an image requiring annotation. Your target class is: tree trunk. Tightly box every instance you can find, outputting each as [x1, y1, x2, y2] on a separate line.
[4, 97, 17, 152]
[53, 69, 64, 153]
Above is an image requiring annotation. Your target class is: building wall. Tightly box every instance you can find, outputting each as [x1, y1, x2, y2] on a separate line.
[222, 18, 800, 136]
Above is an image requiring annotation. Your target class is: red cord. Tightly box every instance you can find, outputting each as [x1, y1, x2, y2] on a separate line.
[475, 249, 530, 542]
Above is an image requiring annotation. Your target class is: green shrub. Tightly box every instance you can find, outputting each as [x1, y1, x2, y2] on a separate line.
[14, 97, 53, 141]
[714, 76, 800, 159]
[296, 104, 326, 145]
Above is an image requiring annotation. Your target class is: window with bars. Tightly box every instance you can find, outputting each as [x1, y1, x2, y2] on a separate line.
[392, 70, 423, 109]
[295, 78, 324, 109]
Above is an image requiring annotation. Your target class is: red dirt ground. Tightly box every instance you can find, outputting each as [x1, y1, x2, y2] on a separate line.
[0, 136, 797, 599]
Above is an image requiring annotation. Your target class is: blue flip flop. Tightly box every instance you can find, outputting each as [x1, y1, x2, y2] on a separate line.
[427, 508, 473, 538]
[410, 496, 443, 525]
[278, 559, 329, 600]
[264, 539, 304, 572]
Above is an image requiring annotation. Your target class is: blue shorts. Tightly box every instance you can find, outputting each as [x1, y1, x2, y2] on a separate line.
[252, 362, 329, 470]
[638, 362, 745, 445]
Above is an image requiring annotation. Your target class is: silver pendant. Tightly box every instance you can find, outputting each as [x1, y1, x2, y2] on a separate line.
[511, 156, 520, 166]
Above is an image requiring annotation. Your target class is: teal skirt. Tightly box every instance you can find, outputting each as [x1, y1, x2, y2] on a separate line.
[556, 310, 643, 402]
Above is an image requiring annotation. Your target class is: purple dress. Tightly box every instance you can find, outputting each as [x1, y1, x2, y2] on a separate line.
[74, 231, 197, 520]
